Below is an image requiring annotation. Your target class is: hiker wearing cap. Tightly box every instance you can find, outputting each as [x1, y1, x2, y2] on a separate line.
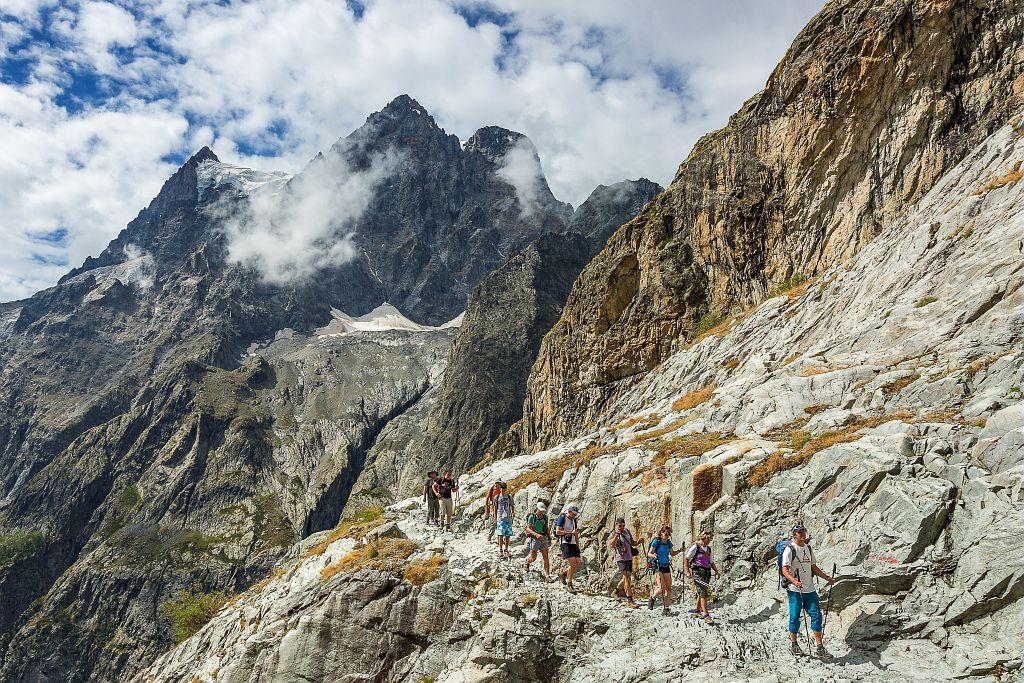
[523, 501, 551, 580]
[684, 530, 721, 623]
[482, 480, 502, 538]
[608, 517, 638, 607]
[423, 471, 440, 527]
[647, 526, 682, 615]
[555, 504, 582, 592]
[433, 470, 459, 531]
[780, 523, 835, 658]
[493, 482, 515, 559]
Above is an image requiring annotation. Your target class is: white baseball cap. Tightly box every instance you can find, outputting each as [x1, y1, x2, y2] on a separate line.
[536, 502, 546, 511]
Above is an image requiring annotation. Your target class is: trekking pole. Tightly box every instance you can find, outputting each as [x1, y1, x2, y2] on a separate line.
[823, 563, 837, 634]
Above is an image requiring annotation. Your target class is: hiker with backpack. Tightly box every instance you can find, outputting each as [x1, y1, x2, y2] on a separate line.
[523, 501, 552, 580]
[608, 517, 639, 607]
[647, 526, 682, 615]
[779, 523, 835, 659]
[422, 470, 440, 527]
[482, 480, 502, 538]
[684, 530, 721, 623]
[493, 482, 515, 559]
[555, 504, 582, 592]
[432, 470, 459, 531]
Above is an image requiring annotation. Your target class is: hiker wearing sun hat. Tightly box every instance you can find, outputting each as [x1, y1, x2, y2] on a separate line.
[523, 501, 552, 580]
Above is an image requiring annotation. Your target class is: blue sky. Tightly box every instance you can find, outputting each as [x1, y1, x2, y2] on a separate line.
[0, 0, 823, 301]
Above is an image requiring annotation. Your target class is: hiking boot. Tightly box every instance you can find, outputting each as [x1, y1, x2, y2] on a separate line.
[662, 607, 675, 616]
[815, 644, 832, 660]
[790, 642, 803, 656]
[703, 614, 714, 625]
[626, 599, 638, 608]
[648, 596, 655, 610]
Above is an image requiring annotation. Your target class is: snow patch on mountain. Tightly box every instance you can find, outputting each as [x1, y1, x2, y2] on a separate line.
[195, 160, 292, 199]
[315, 303, 463, 336]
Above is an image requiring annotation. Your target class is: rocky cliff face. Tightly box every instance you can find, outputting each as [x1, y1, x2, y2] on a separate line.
[347, 179, 661, 507]
[0, 96, 573, 681]
[136, 117, 1023, 683]
[499, 0, 1024, 455]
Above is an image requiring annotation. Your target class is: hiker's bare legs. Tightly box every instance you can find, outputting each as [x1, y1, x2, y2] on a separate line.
[541, 549, 550, 577]
[662, 572, 673, 607]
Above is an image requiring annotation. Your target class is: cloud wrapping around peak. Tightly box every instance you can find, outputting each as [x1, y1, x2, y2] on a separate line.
[213, 148, 401, 284]
[0, 0, 825, 301]
[496, 137, 547, 217]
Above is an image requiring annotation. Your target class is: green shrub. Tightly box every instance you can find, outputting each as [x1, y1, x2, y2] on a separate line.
[115, 485, 141, 511]
[769, 273, 809, 297]
[695, 310, 728, 337]
[159, 582, 231, 644]
[0, 532, 45, 568]
[914, 296, 938, 308]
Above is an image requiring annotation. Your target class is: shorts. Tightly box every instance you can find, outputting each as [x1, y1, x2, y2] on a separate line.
[529, 537, 548, 552]
[560, 543, 581, 559]
[693, 567, 712, 597]
[657, 564, 671, 574]
[497, 519, 513, 537]
[617, 559, 632, 573]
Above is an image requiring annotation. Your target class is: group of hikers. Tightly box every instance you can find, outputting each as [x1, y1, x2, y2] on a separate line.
[423, 475, 838, 659]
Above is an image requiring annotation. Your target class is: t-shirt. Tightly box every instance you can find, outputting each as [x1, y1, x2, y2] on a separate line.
[650, 539, 673, 566]
[612, 529, 635, 561]
[557, 514, 578, 546]
[527, 512, 548, 537]
[436, 478, 455, 499]
[495, 493, 513, 521]
[685, 543, 712, 568]
[782, 542, 817, 594]
[424, 478, 438, 499]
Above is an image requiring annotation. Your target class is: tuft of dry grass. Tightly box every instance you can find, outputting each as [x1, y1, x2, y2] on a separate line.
[973, 160, 1023, 194]
[803, 404, 829, 416]
[691, 464, 722, 511]
[671, 385, 715, 412]
[404, 553, 447, 586]
[744, 412, 913, 490]
[304, 506, 388, 558]
[914, 296, 938, 308]
[320, 537, 420, 581]
[616, 413, 661, 431]
[652, 432, 732, 468]
[520, 594, 538, 607]
[722, 358, 740, 371]
[880, 373, 920, 398]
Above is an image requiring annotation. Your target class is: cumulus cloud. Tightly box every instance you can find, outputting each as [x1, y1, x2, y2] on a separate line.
[215, 148, 400, 284]
[0, 0, 825, 300]
[496, 137, 546, 216]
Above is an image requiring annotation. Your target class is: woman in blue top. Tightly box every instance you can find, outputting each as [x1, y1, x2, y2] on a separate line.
[647, 526, 682, 615]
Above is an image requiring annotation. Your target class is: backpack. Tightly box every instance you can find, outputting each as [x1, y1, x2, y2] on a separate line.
[496, 494, 513, 521]
[692, 543, 712, 568]
[777, 539, 811, 589]
[527, 513, 548, 536]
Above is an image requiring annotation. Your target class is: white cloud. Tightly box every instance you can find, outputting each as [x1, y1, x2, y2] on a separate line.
[496, 137, 546, 216]
[215, 147, 401, 283]
[0, 0, 825, 300]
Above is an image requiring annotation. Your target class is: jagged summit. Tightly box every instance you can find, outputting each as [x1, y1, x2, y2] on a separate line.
[462, 125, 532, 161]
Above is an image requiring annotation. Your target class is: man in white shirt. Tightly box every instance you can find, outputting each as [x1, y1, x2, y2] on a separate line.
[781, 523, 835, 658]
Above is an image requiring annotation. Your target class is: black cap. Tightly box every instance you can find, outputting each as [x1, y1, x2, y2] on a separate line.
[792, 523, 807, 533]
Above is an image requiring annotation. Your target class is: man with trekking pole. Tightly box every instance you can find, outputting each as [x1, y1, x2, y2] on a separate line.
[780, 523, 835, 659]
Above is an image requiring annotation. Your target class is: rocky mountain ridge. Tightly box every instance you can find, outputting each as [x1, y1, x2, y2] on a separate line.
[0, 93, 642, 681]
[497, 0, 1024, 456]
[136, 117, 1023, 682]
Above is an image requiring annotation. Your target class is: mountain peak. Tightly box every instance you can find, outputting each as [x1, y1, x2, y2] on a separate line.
[380, 94, 429, 117]
[188, 146, 219, 165]
[463, 126, 531, 161]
